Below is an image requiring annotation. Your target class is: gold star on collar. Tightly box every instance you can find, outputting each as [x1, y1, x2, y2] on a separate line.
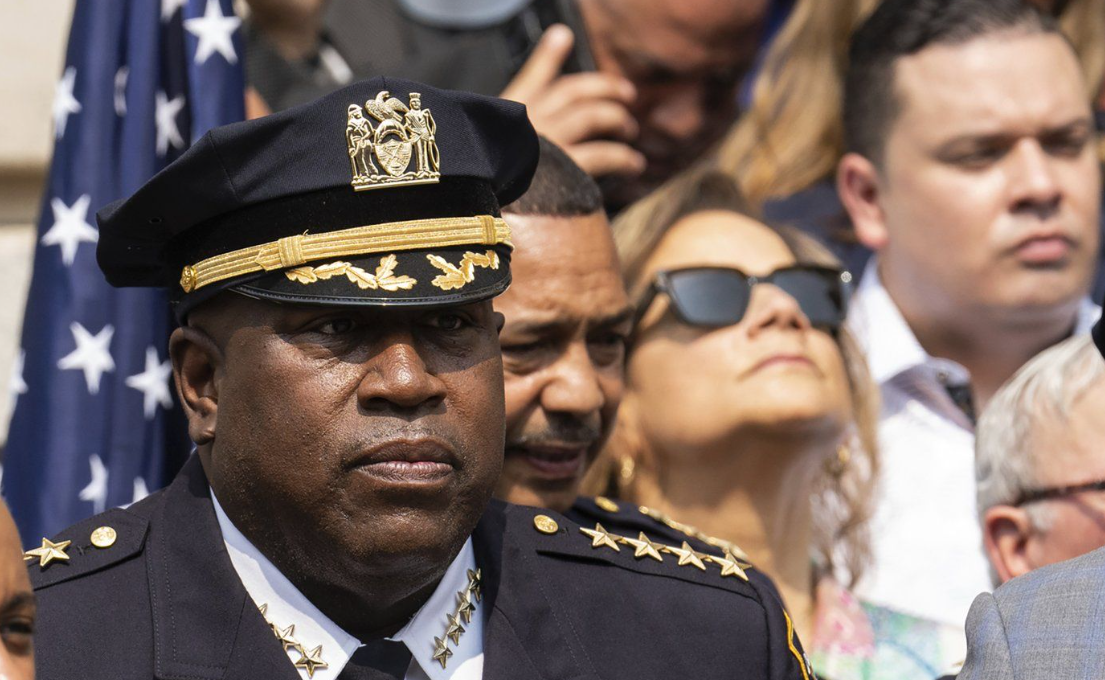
[23, 538, 72, 569]
[666, 541, 707, 571]
[622, 532, 664, 562]
[580, 523, 621, 551]
[705, 553, 750, 581]
[456, 590, 476, 624]
[275, 623, 300, 651]
[444, 612, 466, 645]
[467, 568, 482, 602]
[293, 645, 328, 678]
[432, 635, 454, 669]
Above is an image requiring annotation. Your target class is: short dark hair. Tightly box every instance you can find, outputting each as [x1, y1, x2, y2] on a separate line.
[503, 137, 604, 216]
[843, 0, 1061, 165]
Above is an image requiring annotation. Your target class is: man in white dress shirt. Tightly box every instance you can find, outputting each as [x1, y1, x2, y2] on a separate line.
[835, 0, 1102, 655]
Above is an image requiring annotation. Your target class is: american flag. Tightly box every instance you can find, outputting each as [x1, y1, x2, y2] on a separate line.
[5, 0, 244, 545]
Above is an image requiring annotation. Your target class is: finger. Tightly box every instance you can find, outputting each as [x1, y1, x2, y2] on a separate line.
[500, 25, 574, 102]
[543, 101, 639, 145]
[569, 141, 647, 177]
[539, 72, 637, 114]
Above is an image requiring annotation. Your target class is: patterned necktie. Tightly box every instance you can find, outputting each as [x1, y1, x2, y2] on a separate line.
[338, 639, 413, 680]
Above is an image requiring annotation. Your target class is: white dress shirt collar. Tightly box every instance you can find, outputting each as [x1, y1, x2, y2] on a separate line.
[849, 258, 1101, 388]
[211, 491, 484, 680]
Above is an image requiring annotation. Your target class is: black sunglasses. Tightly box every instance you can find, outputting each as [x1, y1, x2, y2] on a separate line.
[1013, 479, 1105, 507]
[631, 264, 852, 333]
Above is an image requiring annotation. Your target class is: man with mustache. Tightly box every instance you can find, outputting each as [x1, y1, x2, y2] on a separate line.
[25, 78, 811, 680]
[495, 137, 632, 514]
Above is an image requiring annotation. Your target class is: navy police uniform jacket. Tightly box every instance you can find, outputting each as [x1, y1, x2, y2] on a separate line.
[29, 456, 813, 679]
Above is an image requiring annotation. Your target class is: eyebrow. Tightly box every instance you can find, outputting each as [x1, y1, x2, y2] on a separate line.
[503, 306, 635, 336]
[0, 592, 35, 612]
[935, 117, 1094, 153]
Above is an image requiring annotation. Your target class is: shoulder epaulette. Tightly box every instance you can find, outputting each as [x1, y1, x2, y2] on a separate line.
[575, 495, 753, 565]
[524, 506, 758, 594]
[25, 507, 149, 590]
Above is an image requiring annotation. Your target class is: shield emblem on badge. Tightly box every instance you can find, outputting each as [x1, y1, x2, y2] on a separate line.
[375, 129, 413, 177]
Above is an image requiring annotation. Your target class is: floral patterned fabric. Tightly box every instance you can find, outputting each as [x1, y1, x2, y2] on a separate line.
[809, 578, 966, 680]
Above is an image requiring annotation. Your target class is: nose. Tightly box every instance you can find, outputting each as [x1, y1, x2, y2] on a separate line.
[1009, 139, 1062, 219]
[743, 283, 811, 337]
[356, 332, 448, 412]
[539, 341, 606, 417]
[645, 85, 706, 142]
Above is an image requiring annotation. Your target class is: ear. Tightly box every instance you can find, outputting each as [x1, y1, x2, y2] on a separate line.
[983, 505, 1035, 584]
[169, 326, 223, 447]
[837, 152, 888, 251]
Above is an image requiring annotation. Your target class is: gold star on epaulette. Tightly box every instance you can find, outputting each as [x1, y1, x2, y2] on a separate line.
[293, 645, 328, 678]
[23, 538, 72, 569]
[580, 523, 621, 551]
[432, 636, 454, 669]
[621, 532, 664, 562]
[664, 541, 707, 571]
[704, 553, 749, 581]
[444, 612, 466, 645]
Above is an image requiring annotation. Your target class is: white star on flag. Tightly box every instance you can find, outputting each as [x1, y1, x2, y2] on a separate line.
[8, 349, 27, 415]
[79, 454, 109, 514]
[53, 66, 82, 140]
[185, 0, 241, 65]
[114, 66, 129, 116]
[41, 194, 98, 266]
[126, 346, 173, 419]
[133, 477, 150, 504]
[57, 322, 116, 395]
[155, 91, 186, 156]
[162, 0, 188, 21]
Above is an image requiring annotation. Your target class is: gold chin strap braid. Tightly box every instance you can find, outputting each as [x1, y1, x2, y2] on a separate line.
[179, 214, 511, 293]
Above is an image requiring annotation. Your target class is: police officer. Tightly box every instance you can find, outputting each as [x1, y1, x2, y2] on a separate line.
[26, 77, 811, 680]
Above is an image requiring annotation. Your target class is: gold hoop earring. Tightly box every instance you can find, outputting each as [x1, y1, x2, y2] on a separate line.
[825, 444, 850, 478]
[617, 456, 637, 493]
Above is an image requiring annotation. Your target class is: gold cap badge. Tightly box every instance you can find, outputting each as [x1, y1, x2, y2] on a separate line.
[347, 90, 440, 191]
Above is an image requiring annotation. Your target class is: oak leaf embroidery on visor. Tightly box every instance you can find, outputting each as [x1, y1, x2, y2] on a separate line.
[427, 250, 500, 291]
[284, 254, 417, 291]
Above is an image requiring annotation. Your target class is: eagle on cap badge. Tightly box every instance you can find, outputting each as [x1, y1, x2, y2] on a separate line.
[346, 90, 441, 191]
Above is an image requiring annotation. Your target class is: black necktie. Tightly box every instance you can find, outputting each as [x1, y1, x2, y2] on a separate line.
[338, 639, 412, 680]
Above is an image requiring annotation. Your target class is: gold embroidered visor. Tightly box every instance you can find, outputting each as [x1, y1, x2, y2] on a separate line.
[179, 214, 511, 294]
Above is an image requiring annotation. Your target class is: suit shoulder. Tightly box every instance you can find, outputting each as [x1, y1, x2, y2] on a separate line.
[25, 497, 160, 591]
[991, 545, 1105, 614]
[507, 502, 770, 603]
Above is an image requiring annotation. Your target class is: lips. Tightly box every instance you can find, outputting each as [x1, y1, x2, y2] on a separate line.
[1015, 233, 1074, 265]
[347, 438, 457, 485]
[506, 443, 590, 481]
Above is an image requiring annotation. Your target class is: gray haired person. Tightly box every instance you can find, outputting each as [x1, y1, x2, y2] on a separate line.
[959, 332, 1105, 679]
[976, 334, 1105, 585]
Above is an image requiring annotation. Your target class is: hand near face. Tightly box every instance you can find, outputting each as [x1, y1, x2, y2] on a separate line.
[501, 25, 646, 178]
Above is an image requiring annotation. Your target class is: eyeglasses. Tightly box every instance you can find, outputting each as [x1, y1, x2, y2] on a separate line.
[631, 265, 852, 333]
[1013, 479, 1105, 507]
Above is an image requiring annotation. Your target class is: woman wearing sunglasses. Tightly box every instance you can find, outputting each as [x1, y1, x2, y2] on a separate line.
[585, 170, 950, 679]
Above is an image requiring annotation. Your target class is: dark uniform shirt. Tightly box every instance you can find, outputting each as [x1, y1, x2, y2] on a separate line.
[28, 456, 814, 680]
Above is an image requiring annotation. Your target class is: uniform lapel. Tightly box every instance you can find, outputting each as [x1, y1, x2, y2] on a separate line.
[473, 501, 598, 680]
[145, 455, 301, 680]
